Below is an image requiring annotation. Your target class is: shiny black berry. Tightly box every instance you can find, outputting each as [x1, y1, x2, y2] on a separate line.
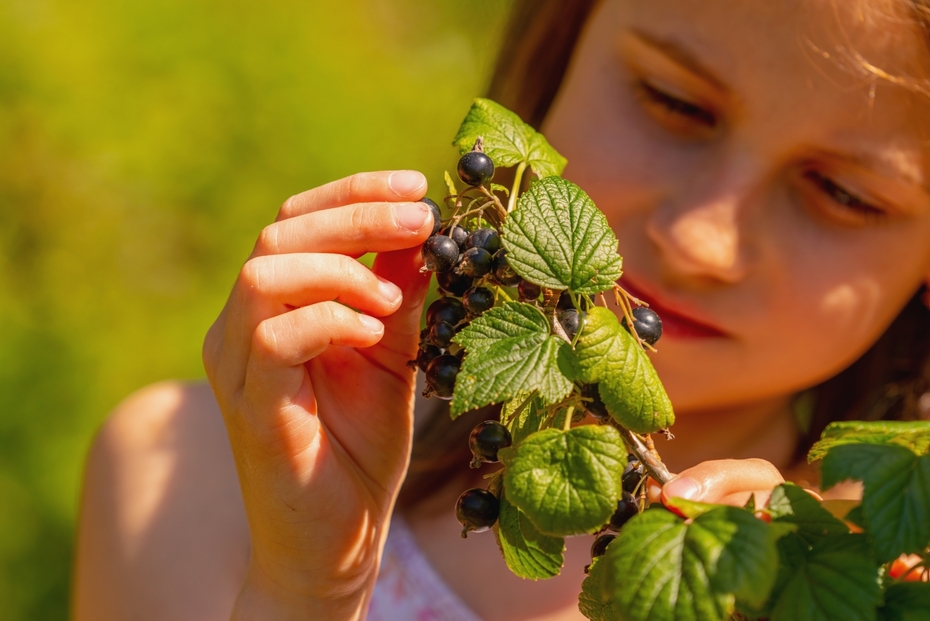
[591, 533, 616, 559]
[421, 235, 460, 273]
[462, 287, 494, 316]
[426, 297, 467, 328]
[492, 249, 522, 286]
[468, 420, 512, 468]
[582, 384, 610, 421]
[607, 491, 639, 532]
[424, 354, 460, 399]
[558, 309, 584, 341]
[456, 247, 493, 278]
[445, 225, 470, 250]
[427, 321, 456, 348]
[415, 344, 442, 372]
[622, 457, 645, 494]
[466, 228, 502, 254]
[518, 280, 541, 302]
[457, 151, 495, 187]
[455, 488, 500, 537]
[420, 197, 443, 235]
[623, 307, 663, 346]
[436, 270, 474, 297]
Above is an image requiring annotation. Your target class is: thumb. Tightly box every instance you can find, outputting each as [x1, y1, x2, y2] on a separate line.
[661, 458, 784, 507]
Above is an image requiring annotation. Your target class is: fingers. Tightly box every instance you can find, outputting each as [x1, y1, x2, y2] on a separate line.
[236, 254, 404, 322]
[369, 246, 433, 358]
[277, 170, 428, 221]
[254, 201, 434, 258]
[661, 458, 785, 507]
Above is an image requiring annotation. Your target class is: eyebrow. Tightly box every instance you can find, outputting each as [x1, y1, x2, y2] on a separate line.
[626, 29, 730, 93]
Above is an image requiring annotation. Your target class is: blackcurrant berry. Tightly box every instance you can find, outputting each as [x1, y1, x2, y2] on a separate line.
[558, 309, 584, 341]
[457, 151, 495, 187]
[492, 249, 522, 286]
[518, 280, 541, 302]
[455, 488, 500, 537]
[421, 235, 460, 273]
[456, 247, 493, 278]
[468, 420, 512, 468]
[607, 491, 639, 532]
[445, 225, 470, 250]
[420, 197, 442, 235]
[426, 297, 467, 328]
[622, 307, 663, 346]
[415, 344, 442, 372]
[462, 286, 494, 316]
[436, 270, 474, 297]
[591, 533, 616, 559]
[581, 384, 610, 421]
[557, 290, 574, 310]
[424, 354, 460, 399]
[466, 228, 502, 254]
[622, 457, 645, 494]
[427, 321, 456, 348]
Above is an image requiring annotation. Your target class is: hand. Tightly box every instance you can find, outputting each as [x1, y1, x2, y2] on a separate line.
[202, 171, 435, 619]
[652, 458, 786, 508]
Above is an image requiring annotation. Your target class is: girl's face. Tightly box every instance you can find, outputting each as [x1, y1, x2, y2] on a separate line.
[543, 0, 930, 412]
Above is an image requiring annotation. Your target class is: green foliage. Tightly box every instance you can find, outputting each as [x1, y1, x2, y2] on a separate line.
[809, 421, 930, 461]
[503, 177, 623, 295]
[494, 489, 565, 580]
[593, 506, 779, 621]
[451, 302, 574, 416]
[504, 426, 626, 536]
[878, 583, 930, 621]
[452, 98, 567, 178]
[766, 483, 848, 545]
[573, 307, 674, 433]
[821, 444, 930, 562]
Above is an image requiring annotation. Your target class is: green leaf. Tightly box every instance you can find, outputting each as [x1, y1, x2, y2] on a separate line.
[450, 303, 574, 416]
[579, 556, 623, 621]
[504, 426, 626, 536]
[490, 182, 510, 196]
[502, 177, 623, 295]
[573, 307, 675, 433]
[809, 421, 930, 461]
[600, 506, 779, 621]
[452, 98, 567, 178]
[878, 583, 930, 621]
[443, 170, 457, 197]
[821, 444, 930, 562]
[769, 534, 881, 621]
[494, 489, 565, 580]
[766, 483, 849, 545]
[501, 394, 544, 446]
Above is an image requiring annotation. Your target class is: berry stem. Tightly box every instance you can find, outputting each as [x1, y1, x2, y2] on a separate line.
[562, 406, 575, 432]
[613, 424, 674, 485]
[507, 161, 527, 212]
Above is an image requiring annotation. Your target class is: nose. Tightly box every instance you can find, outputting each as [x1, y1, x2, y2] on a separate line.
[646, 154, 761, 285]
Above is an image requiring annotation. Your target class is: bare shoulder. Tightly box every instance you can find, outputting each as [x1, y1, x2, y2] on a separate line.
[73, 380, 249, 621]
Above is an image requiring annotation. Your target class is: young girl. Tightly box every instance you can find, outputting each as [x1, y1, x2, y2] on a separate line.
[72, 0, 930, 619]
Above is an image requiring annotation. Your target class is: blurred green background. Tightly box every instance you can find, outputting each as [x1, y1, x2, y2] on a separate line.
[0, 1, 511, 618]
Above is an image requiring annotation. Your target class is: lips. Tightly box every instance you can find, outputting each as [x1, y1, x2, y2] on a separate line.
[619, 275, 730, 339]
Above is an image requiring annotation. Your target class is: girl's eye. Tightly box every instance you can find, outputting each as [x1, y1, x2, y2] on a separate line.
[802, 170, 887, 223]
[633, 80, 717, 134]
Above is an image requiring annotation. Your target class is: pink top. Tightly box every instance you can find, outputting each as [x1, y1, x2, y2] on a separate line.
[367, 516, 482, 621]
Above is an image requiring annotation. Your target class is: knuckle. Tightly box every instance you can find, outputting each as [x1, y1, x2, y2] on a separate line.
[315, 301, 349, 331]
[347, 204, 373, 238]
[238, 258, 265, 292]
[251, 319, 280, 360]
[279, 193, 300, 219]
[255, 223, 281, 256]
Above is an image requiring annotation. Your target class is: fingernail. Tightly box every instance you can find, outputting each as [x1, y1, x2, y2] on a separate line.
[377, 276, 403, 305]
[664, 476, 701, 501]
[394, 202, 429, 232]
[389, 170, 426, 197]
[358, 314, 384, 335]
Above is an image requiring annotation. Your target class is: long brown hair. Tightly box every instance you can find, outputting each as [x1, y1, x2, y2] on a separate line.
[398, 0, 930, 508]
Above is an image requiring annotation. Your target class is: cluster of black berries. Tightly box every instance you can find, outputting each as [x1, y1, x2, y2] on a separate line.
[586, 454, 646, 570]
[454, 420, 513, 537]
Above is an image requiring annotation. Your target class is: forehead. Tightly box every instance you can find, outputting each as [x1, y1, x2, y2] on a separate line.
[597, 0, 930, 164]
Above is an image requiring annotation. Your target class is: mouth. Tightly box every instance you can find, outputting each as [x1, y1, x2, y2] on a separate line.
[618, 274, 731, 339]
